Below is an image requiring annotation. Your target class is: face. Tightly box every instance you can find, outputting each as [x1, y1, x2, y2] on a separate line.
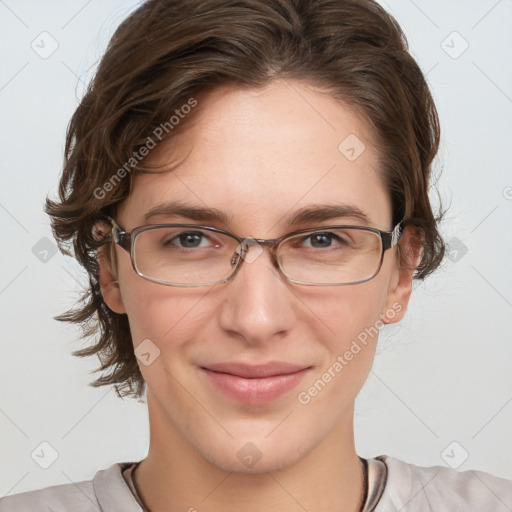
[101, 79, 414, 474]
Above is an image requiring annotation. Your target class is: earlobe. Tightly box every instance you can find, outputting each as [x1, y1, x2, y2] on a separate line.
[381, 226, 422, 325]
[98, 247, 127, 314]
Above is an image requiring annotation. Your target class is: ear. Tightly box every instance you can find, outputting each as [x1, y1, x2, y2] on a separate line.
[381, 225, 422, 325]
[94, 226, 127, 315]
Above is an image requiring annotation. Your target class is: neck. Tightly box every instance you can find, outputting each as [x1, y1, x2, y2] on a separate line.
[133, 396, 365, 512]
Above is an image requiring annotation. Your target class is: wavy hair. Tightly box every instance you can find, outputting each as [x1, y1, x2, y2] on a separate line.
[46, 0, 445, 400]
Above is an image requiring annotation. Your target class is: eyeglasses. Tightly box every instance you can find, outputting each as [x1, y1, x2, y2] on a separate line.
[104, 215, 404, 287]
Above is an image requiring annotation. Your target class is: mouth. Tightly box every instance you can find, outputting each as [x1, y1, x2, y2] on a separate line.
[200, 362, 312, 406]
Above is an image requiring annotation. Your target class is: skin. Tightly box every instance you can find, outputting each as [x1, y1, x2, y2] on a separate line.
[99, 79, 418, 512]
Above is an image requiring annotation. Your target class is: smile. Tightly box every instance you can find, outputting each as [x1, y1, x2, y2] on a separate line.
[200, 362, 312, 406]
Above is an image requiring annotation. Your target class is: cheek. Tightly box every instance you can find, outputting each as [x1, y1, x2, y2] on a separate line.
[120, 282, 216, 397]
[296, 283, 388, 411]
[119, 275, 210, 351]
[307, 282, 388, 370]
[306, 279, 388, 348]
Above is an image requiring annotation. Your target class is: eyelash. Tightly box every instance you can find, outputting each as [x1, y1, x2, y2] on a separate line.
[164, 230, 350, 250]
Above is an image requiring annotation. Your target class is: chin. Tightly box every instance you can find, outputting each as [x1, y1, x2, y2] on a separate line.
[196, 431, 310, 475]
[207, 446, 304, 475]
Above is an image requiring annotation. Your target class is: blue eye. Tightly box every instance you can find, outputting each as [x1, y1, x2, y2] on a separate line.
[172, 232, 206, 248]
[301, 232, 349, 249]
[160, 229, 225, 251]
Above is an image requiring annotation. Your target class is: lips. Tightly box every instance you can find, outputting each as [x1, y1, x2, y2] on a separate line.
[200, 361, 311, 405]
[202, 361, 310, 378]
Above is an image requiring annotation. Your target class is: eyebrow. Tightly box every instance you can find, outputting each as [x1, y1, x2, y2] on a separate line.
[143, 200, 371, 227]
[286, 204, 371, 226]
[144, 200, 231, 224]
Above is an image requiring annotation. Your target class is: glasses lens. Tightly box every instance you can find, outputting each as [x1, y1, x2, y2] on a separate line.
[278, 228, 383, 285]
[133, 226, 238, 285]
[131, 225, 384, 286]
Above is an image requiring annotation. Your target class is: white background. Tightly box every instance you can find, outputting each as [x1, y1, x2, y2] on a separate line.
[0, 0, 511, 495]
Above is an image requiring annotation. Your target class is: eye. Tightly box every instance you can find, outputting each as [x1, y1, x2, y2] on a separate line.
[164, 230, 217, 249]
[301, 231, 350, 249]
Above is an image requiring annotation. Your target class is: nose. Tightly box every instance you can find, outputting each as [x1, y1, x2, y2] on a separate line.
[217, 242, 297, 346]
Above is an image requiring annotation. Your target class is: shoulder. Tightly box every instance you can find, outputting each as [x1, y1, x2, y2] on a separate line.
[0, 462, 140, 512]
[372, 454, 512, 511]
[0, 479, 97, 512]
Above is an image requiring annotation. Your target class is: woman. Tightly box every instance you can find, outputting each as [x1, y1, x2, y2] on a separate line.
[2, 0, 510, 510]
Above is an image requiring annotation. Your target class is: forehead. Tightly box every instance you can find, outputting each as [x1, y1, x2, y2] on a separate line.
[118, 79, 391, 232]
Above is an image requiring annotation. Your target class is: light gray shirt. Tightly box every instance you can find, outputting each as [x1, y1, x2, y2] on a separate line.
[1, 455, 511, 511]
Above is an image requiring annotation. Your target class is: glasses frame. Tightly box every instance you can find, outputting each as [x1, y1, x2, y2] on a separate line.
[104, 215, 404, 287]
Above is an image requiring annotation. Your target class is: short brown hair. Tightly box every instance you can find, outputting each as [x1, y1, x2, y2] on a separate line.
[46, 0, 445, 400]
